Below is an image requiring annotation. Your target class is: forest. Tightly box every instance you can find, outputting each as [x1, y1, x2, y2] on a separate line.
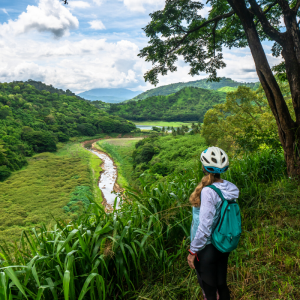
[109, 87, 226, 121]
[130, 77, 258, 101]
[0, 81, 136, 181]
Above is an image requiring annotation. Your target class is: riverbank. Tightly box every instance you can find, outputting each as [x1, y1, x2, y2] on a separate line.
[82, 137, 145, 210]
[96, 137, 142, 188]
[89, 141, 121, 209]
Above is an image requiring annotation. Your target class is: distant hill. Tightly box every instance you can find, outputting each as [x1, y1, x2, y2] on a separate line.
[13, 79, 86, 101]
[129, 77, 258, 102]
[77, 88, 141, 103]
[109, 87, 227, 122]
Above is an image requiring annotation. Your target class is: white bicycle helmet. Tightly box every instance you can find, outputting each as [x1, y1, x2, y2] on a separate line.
[200, 147, 229, 174]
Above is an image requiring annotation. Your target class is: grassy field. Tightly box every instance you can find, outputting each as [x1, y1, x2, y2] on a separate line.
[134, 121, 194, 127]
[96, 138, 142, 187]
[217, 86, 238, 93]
[0, 142, 102, 244]
[101, 137, 144, 146]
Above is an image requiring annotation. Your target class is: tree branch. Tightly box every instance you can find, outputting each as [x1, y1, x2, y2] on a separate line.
[277, 0, 292, 13]
[187, 11, 235, 35]
[293, 0, 300, 12]
[165, 11, 235, 55]
[264, 1, 279, 15]
[248, 0, 284, 44]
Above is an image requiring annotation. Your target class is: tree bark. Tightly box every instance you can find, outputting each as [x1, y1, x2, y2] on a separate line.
[227, 0, 300, 177]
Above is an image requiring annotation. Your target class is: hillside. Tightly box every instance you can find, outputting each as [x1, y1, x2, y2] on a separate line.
[109, 86, 226, 121]
[0, 81, 136, 181]
[130, 77, 258, 101]
[78, 88, 141, 103]
[14, 79, 86, 100]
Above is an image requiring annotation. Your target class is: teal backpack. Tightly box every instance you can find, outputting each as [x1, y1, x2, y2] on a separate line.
[207, 185, 242, 253]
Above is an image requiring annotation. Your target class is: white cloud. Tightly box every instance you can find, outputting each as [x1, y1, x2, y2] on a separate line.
[0, 0, 78, 38]
[123, 0, 165, 13]
[89, 20, 106, 30]
[68, 1, 91, 9]
[92, 0, 104, 5]
[0, 0, 278, 95]
[0, 36, 143, 92]
[1, 8, 9, 16]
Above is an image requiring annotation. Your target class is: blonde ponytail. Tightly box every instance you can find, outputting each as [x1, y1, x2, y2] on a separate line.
[189, 173, 220, 207]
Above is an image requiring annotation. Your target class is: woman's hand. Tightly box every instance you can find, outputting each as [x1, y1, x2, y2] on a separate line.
[187, 254, 196, 269]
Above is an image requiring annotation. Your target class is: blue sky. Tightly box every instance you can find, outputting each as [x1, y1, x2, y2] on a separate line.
[0, 0, 281, 93]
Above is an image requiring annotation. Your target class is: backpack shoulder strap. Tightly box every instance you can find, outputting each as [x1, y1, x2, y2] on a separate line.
[206, 185, 226, 202]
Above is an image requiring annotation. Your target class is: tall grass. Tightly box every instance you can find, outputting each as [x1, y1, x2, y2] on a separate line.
[0, 165, 199, 299]
[0, 149, 299, 299]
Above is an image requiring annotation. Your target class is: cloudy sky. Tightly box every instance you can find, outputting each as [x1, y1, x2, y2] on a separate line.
[0, 0, 281, 93]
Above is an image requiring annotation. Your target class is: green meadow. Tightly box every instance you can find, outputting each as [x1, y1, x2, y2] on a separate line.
[134, 121, 193, 127]
[0, 143, 102, 243]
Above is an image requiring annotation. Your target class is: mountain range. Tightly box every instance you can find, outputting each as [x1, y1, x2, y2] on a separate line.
[77, 78, 258, 103]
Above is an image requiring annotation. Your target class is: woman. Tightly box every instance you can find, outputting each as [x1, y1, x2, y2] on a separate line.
[187, 147, 239, 300]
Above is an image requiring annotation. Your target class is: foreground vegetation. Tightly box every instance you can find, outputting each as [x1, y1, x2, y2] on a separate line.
[0, 149, 299, 299]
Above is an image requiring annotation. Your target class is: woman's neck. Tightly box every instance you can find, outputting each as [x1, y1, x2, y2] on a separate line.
[214, 178, 224, 183]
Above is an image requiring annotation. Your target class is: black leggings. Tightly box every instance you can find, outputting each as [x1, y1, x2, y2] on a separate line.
[194, 244, 230, 300]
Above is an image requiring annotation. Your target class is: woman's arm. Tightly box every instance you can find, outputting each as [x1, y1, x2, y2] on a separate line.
[189, 187, 217, 253]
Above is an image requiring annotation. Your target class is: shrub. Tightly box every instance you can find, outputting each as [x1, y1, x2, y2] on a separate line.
[0, 165, 11, 181]
[77, 123, 97, 136]
[22, 130, 57, 153]
[63, 185, 92, 213]
[57, 132, 69, 142]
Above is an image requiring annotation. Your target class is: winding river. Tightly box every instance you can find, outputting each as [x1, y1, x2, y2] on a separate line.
[85, 142, 121, 209]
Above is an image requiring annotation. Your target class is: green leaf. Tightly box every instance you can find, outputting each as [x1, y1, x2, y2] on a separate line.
[63, 270, 70, 300]
[78, 273, 104, 300]
[4, 267, 27, 299]
[0, 272, 7, 300]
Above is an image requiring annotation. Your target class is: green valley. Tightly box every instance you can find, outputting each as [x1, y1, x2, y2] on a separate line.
[0, 81, 136, 181]
[109, 86, 226, 122]
[0, 82, 299, 300]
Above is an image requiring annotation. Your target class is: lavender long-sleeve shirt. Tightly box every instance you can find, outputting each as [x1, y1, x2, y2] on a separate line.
[190, 180, 239, 253]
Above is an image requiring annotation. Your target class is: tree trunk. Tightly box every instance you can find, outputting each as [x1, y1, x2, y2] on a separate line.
[227, 0, 300, 177]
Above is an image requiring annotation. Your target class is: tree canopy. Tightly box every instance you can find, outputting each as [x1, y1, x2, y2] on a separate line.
[202, 81, 293, 152]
